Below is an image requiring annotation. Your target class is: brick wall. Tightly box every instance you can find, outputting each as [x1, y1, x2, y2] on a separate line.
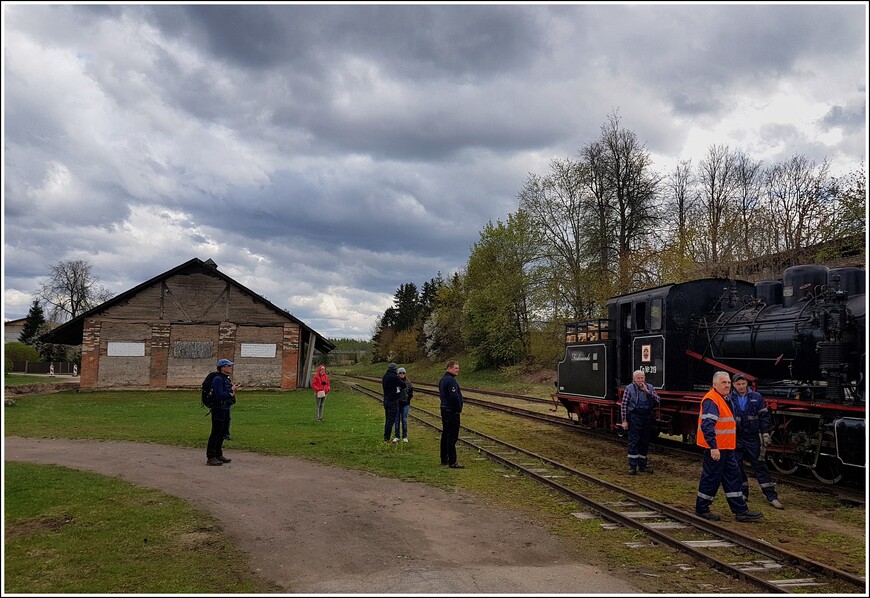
[74, 269, 314, 390]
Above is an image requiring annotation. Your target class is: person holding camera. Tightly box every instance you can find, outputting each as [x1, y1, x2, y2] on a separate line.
[206, 358, 240, 466]
[312, 364, 331, 421]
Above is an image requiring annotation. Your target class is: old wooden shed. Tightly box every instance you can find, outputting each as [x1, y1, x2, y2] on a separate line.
[40, 257, 334, 390]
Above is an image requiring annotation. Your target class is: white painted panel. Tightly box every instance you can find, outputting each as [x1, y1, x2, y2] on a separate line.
[107, 342, 146, 357]
[240, 343, 276, 358]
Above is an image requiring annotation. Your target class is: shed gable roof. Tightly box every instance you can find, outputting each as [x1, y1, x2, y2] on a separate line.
[40, 257, 335, 353]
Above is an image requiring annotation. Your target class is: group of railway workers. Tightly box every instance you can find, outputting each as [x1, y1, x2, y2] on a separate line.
[621, 369, 783, 522]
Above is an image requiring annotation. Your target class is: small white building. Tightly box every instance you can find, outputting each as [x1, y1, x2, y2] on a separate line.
[4, 317, 27, 344]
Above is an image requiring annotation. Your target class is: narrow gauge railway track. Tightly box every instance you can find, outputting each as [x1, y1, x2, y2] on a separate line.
[344, 381, 865, 593]
[348, 374, 558, 406]
[339, 375, 865, 504]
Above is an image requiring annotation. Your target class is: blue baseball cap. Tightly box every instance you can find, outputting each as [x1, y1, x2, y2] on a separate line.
[217, 359, 235, 367]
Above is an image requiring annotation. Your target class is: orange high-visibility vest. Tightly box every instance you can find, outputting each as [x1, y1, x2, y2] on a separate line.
[696, 388, 736, 450]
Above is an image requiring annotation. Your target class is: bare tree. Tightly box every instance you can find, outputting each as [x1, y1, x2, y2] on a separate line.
[695, 144, 740, 270]
[38, 259, 113, 323]
[666, 159, 695, 255]
[579, 141, 615, 282]
[584, 111, 661, 291]
[518, 158, 599, 320]
[763, 155, 835, 253]
[732, 151, 765, 258]
[657, 159, 702, 282]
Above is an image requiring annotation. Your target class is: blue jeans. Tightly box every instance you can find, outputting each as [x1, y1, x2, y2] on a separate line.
[395, 403, 410, 438]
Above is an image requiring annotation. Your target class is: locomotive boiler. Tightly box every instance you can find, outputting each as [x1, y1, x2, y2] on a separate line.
[554, 264, 865, 484]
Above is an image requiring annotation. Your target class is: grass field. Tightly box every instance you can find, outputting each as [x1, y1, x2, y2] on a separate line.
[4, 368, 865, 593]
[4, 462, 266, 593]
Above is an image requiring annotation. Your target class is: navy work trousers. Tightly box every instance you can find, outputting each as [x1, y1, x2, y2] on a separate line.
[440, 408, 461, 466]
[734, 437, 778, 502]
[626, 411, 653, 469]
[696, 449, 751, 515]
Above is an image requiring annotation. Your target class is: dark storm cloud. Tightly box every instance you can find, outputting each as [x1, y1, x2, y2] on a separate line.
[141, 4, 560, 160]
[580, 4, 866, 119]
[151, 4, 543, 77]
[820, 103, 866, 129]
[3, 3, 865, 337]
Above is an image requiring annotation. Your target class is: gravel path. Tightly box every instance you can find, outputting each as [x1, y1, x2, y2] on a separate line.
[5, 437, 638, 594]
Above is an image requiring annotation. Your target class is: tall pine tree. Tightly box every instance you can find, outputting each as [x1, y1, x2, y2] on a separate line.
[19, 300, 47, 347]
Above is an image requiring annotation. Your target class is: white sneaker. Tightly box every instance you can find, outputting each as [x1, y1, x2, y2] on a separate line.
[402, 438, 408, 443]
[392, 438, 399, 443]
[769, 499, 784, 510]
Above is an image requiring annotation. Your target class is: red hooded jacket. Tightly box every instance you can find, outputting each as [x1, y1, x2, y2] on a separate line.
[312, 365, 331, 396]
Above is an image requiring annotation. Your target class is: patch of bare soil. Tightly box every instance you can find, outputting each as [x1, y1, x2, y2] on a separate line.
[4, 382, 80, 396]
[517, 367, 557, 386]
[5, 513, 76, 540]
[4, 437, 639, 594]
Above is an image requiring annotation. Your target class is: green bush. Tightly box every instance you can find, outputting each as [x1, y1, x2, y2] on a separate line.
[4, 342, 40, 373]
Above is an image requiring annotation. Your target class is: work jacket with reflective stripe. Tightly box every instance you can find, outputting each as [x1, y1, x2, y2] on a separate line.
[696, 388, 736, 450]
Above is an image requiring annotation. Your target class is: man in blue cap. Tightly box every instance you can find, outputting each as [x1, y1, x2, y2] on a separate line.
[727, 372, 783, 509]
[206, 358, 240, 466]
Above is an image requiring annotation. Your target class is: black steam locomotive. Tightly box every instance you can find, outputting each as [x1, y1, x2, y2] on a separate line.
[554, 264, 865, 484]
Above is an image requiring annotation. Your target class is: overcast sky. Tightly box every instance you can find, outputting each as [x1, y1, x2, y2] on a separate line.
[2, 3, 867, 340]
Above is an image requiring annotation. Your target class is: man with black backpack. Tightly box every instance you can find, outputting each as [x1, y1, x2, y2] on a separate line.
[206, 358, 240, 466]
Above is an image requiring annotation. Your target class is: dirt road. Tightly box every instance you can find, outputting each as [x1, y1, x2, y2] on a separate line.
[5, 437, 639, 594]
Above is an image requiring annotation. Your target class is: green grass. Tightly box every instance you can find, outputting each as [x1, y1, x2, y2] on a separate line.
[4, 387, 466, 485]
[5, 379, 865, 592]
[4, 462, 267, 593]
[335, 354, 556, 398]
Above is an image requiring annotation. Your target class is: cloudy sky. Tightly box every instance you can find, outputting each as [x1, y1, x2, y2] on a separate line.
[2, 3, 867, 339]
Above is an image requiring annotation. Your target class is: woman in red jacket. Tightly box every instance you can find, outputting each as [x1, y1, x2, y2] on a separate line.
[312, 364, 331, 421]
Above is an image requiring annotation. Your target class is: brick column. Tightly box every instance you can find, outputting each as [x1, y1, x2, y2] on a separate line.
[281, 323, 300, 390]
[149, 323, 171, 388]
[80, 319, 100, 390]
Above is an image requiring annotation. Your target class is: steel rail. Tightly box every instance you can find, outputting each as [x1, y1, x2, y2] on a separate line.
[343, 379, 866, 592]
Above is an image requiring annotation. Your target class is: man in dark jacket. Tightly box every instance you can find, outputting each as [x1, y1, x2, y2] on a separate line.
[207, 358, 239, 466]
[438, 360, 464, 468]
[727, 373, 783, 509]
[381, 362, 405, 442]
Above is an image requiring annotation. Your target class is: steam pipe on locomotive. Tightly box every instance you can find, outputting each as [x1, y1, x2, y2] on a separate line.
[554, 264, 865, 484]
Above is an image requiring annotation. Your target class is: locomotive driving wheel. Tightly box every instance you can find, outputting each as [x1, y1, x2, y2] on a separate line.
[767, 421, 800, 475]
[811, 429, 843, 485]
